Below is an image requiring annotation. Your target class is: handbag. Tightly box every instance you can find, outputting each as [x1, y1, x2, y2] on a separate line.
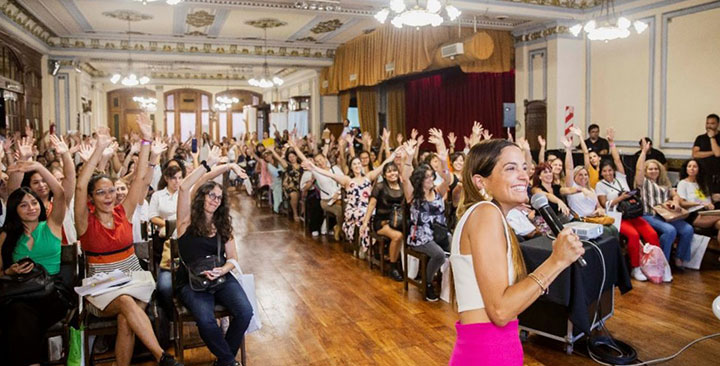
[432, 222, 451, 251]
[181, 236, 226, 292]
[581, 215, 615, 226]
[653, 204, 689, 222]
[388, 204, 404, 230]
[601, 181, 644, 219]
[0, 259, 55, 304]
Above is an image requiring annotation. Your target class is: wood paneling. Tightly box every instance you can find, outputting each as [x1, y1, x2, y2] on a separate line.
[106, 88, 154, 139]
[0, 28, 42, 133]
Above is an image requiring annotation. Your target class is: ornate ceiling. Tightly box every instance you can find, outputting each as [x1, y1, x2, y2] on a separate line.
[0, 0, 613, 82]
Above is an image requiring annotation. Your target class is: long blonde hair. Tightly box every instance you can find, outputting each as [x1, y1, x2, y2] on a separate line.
[457, 140, 527, 282]
[644, 159, 671, 188]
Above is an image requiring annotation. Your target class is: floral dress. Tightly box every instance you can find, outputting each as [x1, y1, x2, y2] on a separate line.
[343, 177, 374, 251]
[283, 165, 302, 197]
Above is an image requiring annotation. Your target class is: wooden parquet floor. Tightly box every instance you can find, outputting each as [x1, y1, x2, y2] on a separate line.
[129, 194, 720, 366]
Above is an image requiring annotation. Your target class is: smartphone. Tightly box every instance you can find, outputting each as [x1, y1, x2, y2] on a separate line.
[191, 138, 198, 153]
[627, 189, 638, 196]
[322, 130, 330, 140]
[17, 257, 33, 266]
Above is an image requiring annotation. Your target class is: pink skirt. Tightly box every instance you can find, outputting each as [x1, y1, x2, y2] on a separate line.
[449, 319, 523, 366]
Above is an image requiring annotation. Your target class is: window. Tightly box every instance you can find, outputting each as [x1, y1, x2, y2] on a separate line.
[346, 107, 360, 128]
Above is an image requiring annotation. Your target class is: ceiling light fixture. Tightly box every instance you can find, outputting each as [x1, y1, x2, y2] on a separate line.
[569, 0, 647, 42]
[133, 96, 158, 112]
[215, 69, 240, 111]
[375, 0, 461, 29]
[110, 20, 151, 86]
[249, 28, 284, 89]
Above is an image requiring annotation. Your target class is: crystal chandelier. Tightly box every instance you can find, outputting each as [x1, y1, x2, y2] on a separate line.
[110, 20, 151, 86]
[375, 0, 461, 29]
[214, 95, 239, 111]
[249, 28, 284, 89]
[133, 96, 157, 112]
[569, 0, 647, 42]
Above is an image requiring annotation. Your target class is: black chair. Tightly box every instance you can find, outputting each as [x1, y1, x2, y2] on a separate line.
[368, 217, 391, 275]
[43, 243, 80, 365]
[80, 241, 156, 366]
[169, 239, 246, 365]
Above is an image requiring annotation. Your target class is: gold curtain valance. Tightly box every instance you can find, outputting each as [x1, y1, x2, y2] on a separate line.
[320, 25, 513, 95]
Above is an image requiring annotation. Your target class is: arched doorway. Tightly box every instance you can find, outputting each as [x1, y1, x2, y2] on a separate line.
[164, 88, 212, 142]
[214, 89, 262, 140]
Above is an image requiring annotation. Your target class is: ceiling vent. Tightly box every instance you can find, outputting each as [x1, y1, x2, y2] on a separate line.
[441, 42, 464, 59]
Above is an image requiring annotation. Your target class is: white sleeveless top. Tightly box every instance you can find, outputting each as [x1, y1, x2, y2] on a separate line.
[450, 201, 515, 313]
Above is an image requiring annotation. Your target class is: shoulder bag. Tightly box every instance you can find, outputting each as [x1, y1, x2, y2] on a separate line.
[0, 259, 55, 304]
[601, 181, 643, 219]
[181, 236, 226, 292]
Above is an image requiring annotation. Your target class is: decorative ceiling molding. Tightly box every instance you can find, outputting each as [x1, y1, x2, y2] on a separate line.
[50, 36, 335, 59]
[310, 19, 342, 34]
[180, 0, 374, 16]
[186, 10, 215, 27]
[185, 30, 207, 37]
[296, 36, 317, 42]
[244, 18, 288, 29]
[499, 0, 601, 9]
[514, 24, 570, 43]
[0, 0, 55, 42]
[102, 9, 153, 22]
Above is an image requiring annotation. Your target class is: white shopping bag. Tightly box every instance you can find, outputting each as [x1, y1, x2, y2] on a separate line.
[400, 246, 420, 279]
[440, 258, 451, 303]
[606, 202, 622, 233]
[685, 234, 710, 270]
[227, 259, 262, 334]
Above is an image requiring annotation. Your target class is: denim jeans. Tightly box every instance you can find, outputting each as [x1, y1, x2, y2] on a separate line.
[179, 276, 254, 366]
[156, 269, 173, 315]
[642, 214, 694, 262]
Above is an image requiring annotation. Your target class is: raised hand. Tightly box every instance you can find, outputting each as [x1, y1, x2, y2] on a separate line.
[381, 128, 390, 145]
[472, 121, 483, 137]
[416, 134, 424, 147]
[640, 137, 650, 153]
[506, 128, 514, 142]
[569, 126, 582, 138]
[427, 128, 444, 146]
[137, 113, 153, 140]
[516, 137, 531, 151]
[7, 160, 41, 174]
[396, 133, 403, 147]
[206, 145, 221, 167]
[77, 144, 93, 162]
[151, 138, 168, 156]
[96, 127, 112, 148]
[481, 129, 492, 141]
[447, 132, 457, 146]
[103, 142, 118, 158]
[606, 127, 616, 143]
[463, 136, 471, 147]
[561, 136, 573, 149]
[129, 142, 141, 155]
[403, 139, 418, 158]
[410, 128, 418, 141]
[49, 134, 69, 155]
[16, 136, 35, 161]
[24, 124, 33, 139]
[538, 135, 546, 147]
[230, 164, 248, 179]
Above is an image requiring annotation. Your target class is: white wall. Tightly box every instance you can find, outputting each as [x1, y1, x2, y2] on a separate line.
[515, 0, 720, 157]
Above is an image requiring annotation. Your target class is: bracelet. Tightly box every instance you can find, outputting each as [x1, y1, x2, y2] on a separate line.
[528, 273, 548, 294]
[201, 160, 211, 172]
[141, 139, 151, 146]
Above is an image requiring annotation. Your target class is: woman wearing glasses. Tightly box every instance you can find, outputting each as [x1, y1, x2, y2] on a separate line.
[174, 146, 254, 366]
[74, 114, 182, 366]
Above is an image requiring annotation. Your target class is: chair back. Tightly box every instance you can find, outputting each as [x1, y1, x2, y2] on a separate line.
[140, 221, 149, 241]
[133, 240, 155, 277]
[169, 239, 180, 286]
[58, 243, 79, 289]
[166, 219, 177, 239]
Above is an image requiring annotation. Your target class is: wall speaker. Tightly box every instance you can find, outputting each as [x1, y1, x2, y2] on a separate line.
[503, 103, 516, 128]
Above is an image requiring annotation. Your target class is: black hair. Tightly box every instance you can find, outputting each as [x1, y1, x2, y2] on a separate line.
[158, 159, 187, 190]
[680, 159, 710, 196]
[347, 156, 364, 178]
[87, 174, 113, 197]
[1, 188, 47, 268]
[187, 181, 232, 244]
[707, 114, 720, 123]
[598, 158, 617, 177]
[410, 163, 434, 203]
[21, 171, 53, 200]
[638, 137, 653, 146]
[588, 124, 599, 132]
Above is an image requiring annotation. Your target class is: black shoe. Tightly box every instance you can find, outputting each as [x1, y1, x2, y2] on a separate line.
[390, 267, 404, 282]
[159, 353, 183, 366]
[425, 284, 439, 302]
[213, 361, 241, 366]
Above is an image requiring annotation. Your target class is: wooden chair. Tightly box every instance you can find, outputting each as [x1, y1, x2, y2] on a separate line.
[43, 243, 80, 365]
[80, 241, 156, 366]
[169, 239, 246, 365]
[368, 218, 391, 275]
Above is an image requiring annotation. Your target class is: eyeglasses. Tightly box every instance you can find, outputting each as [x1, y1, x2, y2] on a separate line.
[207, 192, 222, 202]
[94, 188, 117, 196]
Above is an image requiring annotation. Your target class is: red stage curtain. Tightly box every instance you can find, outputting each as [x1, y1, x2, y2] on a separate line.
[404, 68, 515, 150]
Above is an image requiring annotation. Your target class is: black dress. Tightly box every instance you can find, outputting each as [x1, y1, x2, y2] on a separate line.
[371, 181, 405, 232]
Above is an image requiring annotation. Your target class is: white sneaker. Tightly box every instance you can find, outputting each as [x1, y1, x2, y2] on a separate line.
[632, 268, 647, 282]
[311, 231, 319, 237]
[662, 269, 673, 283]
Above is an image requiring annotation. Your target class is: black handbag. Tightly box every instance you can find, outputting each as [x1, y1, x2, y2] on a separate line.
[181, 236, 226, 292]
[0, 260, 55, 304]
[388, 204, 404, 230]
[432, 222, 451, 251]
[602, 181, 644, 219]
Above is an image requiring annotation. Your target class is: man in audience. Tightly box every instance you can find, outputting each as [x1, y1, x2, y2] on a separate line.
[633, 137, 667, 168]
[692, 114, 720, 193]
[583, 124, 609, 154]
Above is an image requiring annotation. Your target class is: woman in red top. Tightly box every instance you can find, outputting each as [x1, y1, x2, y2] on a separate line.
[74, 114, 181, 366]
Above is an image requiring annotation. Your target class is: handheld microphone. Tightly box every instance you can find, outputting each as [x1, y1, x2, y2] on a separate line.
[530, 193, 587, 267]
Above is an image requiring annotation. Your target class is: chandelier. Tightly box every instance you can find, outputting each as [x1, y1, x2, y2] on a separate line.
[133, 0, 183, 4]
[133, 96, 157, 112]
[375, 0, 461, 29]
[569, 0, 647, 42]
[214, 95, 239, 111]
[110, 20, 151, 86]
[248, 28, 284, 89]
